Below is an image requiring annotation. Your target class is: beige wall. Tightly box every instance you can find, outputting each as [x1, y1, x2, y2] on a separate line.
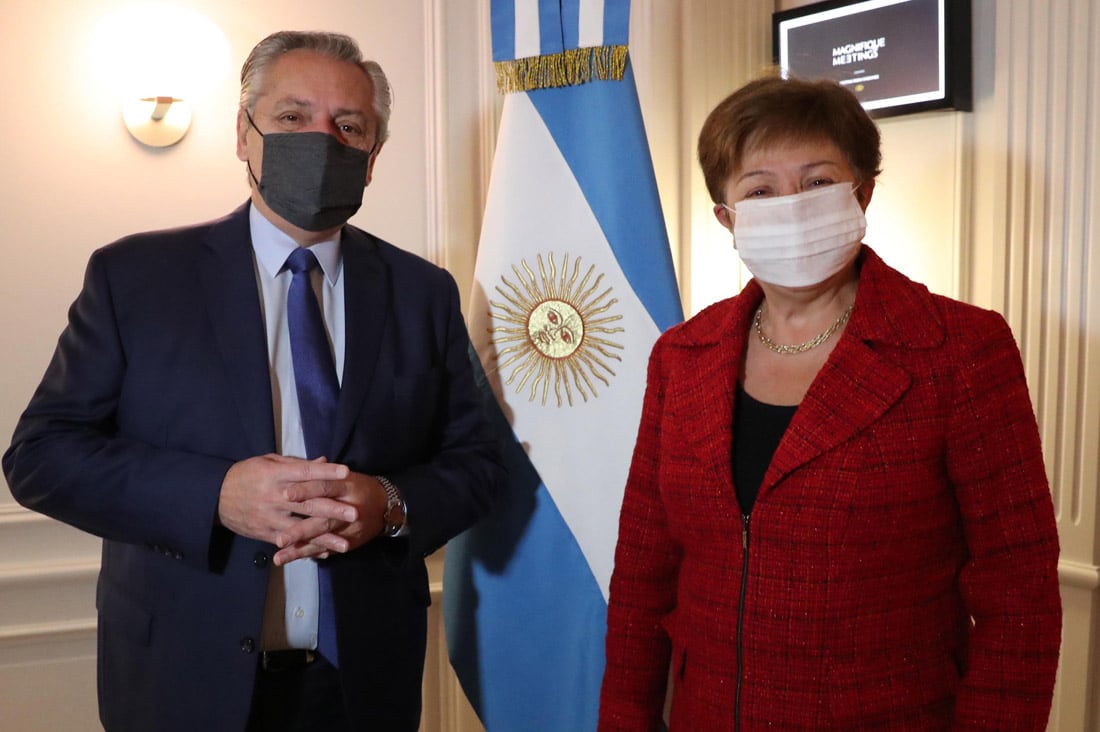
[2, 1, 1098, 730]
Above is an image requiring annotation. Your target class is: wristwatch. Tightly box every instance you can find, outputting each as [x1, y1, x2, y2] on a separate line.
[376, 475, 407, 538]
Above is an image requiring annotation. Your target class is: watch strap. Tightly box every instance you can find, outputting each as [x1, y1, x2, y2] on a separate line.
[376, 475, 407, 538]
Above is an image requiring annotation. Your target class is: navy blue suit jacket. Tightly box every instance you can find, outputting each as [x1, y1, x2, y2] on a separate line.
[3, 203, 504, 731]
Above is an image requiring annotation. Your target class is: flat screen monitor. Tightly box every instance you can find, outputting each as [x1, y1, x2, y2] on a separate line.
[773, 0, 971, 118]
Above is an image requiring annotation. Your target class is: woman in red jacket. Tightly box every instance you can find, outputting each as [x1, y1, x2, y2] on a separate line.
[598, 75, 1062, 730]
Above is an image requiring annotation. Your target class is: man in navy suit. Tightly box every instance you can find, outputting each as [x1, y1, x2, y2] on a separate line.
[3, 30, 504, 732]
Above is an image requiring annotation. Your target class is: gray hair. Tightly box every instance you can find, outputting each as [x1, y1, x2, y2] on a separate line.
[239, 30, 392, 144]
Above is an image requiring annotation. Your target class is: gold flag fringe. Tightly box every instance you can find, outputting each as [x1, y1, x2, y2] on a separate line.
[495, 45, 628, 94]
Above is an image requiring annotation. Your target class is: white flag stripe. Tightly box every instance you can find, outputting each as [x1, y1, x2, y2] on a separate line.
[513, 0, 542, 60]
[471, 93, 659, 599]
[578, 0, 606, 48]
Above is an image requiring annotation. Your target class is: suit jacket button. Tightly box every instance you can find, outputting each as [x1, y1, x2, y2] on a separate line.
[253, 553, 269, 568]
[240, 637, 255, 654]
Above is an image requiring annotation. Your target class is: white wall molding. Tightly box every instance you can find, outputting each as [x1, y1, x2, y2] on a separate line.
[0, 556, 97, 673]
[965, 1, 1100, 728]
[0, 559, 99, 586]
[0, 558, 98, 629]
[429, 0, 498, 314]
[0, 618, 96, 646]
[423, 0, 448, 269]
[0, 506, 100, 642]
[474, 0, 497, 212]
[0, 507, 100, 567]
[1059, 560, 1100, 591]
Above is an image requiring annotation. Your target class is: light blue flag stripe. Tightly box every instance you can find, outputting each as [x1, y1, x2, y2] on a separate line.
[490, 0, 514, 61]
[539, 0, 564, 54]
[529, 58, 682, 331]
[562, 0, 582, 49]
[604, 0, 630, 45]
[445, 352, 606, 731]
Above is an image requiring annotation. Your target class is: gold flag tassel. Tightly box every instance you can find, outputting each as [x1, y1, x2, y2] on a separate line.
[495, 45, 628, 94]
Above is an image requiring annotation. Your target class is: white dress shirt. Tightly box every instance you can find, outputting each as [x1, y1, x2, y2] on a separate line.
[248, 204, 346, 651]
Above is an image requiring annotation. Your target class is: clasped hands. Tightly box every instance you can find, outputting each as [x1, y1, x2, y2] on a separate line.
[218, 454, 388, 566]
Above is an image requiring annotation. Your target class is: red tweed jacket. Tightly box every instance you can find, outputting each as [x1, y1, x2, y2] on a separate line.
[599, 247, 1061, 731]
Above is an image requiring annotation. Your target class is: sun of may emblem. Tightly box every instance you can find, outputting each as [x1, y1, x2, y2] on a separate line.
[487, 253, 625, 407]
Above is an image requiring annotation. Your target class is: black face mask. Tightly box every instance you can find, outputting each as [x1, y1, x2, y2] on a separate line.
[246, 112, 374, 232]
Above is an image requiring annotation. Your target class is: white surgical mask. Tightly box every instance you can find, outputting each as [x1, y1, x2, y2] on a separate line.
[724, 182, 866, 288]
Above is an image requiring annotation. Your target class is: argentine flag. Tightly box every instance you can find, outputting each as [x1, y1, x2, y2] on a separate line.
[443, 1, 682, 730]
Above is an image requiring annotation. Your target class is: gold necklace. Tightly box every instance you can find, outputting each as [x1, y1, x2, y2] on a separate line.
[753, 303, 854, 355]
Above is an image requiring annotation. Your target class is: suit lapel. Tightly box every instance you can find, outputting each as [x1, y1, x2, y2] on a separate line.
[763, 337, 910, 490]
[331, 228, 390, 458]
[760, 246, 940, 494]
[197, 203, 276, 457]
[667, 291, 758, 503]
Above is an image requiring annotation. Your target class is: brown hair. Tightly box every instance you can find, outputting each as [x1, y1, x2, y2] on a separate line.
[697, 73, 882, 204]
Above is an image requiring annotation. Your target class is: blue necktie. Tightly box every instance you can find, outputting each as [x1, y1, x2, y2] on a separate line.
[284, 247, 340, 666]
[286, 248, 339, 458]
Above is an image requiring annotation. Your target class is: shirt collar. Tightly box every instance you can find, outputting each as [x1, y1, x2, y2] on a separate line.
[249, 203, 343, 285]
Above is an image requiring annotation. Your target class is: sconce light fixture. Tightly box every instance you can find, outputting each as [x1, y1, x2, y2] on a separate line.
[92, 5, 229, 148]
[123, 96, 193, 147]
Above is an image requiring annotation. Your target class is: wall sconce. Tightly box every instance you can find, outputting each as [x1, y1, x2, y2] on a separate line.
[123, 96, 192, 147]
[92, 5, 229, 148]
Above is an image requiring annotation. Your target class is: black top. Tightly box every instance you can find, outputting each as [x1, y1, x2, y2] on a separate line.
[732, 385, 797, 515]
